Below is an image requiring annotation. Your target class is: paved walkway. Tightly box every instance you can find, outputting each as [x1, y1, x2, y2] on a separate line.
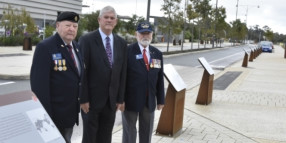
[1, 42, 286, 143]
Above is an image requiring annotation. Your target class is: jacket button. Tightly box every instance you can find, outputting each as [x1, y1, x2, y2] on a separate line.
[78, 98, 80, 101]
[79, 82, 82, 86]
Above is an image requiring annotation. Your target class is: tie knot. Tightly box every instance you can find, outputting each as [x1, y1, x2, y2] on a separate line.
[67, 44, 72, 49]
[106, 36, 110, 41]
[143, 49, 146, 52]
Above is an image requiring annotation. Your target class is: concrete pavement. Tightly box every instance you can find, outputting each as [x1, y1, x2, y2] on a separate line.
[0, 42, 286, 143]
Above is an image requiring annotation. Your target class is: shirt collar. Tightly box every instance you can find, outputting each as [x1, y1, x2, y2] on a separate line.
[99, 28, 113, 40]
[138, 43, 149, 54]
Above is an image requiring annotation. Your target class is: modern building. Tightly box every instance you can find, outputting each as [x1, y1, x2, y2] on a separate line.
[0, 0, 83, 27]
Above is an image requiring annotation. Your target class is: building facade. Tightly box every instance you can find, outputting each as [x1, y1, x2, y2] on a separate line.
[0, 0, 82, 27]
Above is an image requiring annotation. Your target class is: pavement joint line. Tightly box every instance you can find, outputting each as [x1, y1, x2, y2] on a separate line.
[184, 108, 259, 143]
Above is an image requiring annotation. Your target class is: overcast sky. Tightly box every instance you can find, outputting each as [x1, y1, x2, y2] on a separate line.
[82, 0, 286, 34]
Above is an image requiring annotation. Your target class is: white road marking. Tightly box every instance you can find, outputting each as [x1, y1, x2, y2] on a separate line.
[195, 51, 243, 68]
[0, 81, 15, 86]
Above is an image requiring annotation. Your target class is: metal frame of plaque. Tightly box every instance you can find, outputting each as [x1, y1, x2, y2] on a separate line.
[196, 57, 214, 105]
[156, 64, 186, 136]
[242, 48, 249, 67]
[0, 91, 65, 143]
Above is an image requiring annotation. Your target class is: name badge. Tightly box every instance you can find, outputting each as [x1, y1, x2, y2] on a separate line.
[136, 54, 143, 59]
[52, 53, 62, 60]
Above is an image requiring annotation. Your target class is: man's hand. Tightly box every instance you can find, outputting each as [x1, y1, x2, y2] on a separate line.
[80, 102, 90, 114]
[116, 103, 125, 112]
[157, 104, 164, 110]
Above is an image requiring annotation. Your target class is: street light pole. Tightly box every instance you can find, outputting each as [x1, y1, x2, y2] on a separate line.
[241, 5, 259, 43]
[146, 0, 151, 22]
[213, 0, 218, 48]
[235, 0, 239, 21]
[181, 0, 187, 51]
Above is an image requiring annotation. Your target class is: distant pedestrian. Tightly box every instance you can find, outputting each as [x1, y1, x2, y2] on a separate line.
[122, 21, 165, 143]
[30, 11, 84, 143]
[79, 6, 127, 143]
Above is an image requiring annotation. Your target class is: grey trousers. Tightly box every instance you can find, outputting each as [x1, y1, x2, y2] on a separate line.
[122, 106, 155, 143]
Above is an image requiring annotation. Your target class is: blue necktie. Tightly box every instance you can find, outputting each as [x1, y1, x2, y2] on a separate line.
[106, 37, 112, 68]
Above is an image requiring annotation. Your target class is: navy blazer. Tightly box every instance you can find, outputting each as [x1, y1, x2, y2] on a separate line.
[30, 33, 84, 128]
[79, 30, 127, 111]
[125, 42, 165, 112]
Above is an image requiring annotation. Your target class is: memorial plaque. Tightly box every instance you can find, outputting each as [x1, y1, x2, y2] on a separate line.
[157, 64, 186, 136]
[164, 64, 187, 92]
[0, 91, 65, 143]
[198, 57, 214, 75]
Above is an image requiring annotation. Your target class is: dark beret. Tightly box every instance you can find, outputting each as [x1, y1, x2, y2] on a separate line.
[56, 11, 80, 23]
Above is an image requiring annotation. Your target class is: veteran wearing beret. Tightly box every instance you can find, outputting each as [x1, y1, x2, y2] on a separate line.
[30, 11, 84, 143]
[122, 21, 165, 143]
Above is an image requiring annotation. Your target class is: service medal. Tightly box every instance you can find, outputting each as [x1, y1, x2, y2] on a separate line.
[58, 60, 63, 71]
[62, 59, 67, 71]
[54, 60, 58, 71]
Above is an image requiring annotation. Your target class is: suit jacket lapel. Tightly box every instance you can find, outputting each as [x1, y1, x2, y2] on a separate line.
[72, 41, 83, 76]
[134, 43, 147, 70]
[94, 30, 111, 68]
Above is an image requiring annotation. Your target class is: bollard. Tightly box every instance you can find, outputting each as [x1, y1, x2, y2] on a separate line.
[249, 50, 254, 62]
[242, 52, 248, 67]
[23, 37, 32, 51]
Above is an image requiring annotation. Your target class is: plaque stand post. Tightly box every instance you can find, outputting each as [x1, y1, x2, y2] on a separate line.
[195, 57, 214, 105]
[156, 64, 186, 136]
[195, 70, 214, 105]
[242, 51, 249, 67]
[156, 84, 186, 136]
[249, 50, 254, 62]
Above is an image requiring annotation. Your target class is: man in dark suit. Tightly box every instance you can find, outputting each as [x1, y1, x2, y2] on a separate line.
[79, 6, 127, 143]
[30, 11, 84, 143]
[122, 21, 165, 143]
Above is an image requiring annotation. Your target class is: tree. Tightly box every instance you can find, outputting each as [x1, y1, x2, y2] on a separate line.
[0, 5, 36, 37]
[263, 25, 274, 41]
[160, 0, 184, 52]
[21, 8, 37, 36]
[123, 14, 145, 34]
[230, 19, 248, 42]
[212, 7, 228, 42]
[190, 0, 212, 46]
[186, 3, 199, 42]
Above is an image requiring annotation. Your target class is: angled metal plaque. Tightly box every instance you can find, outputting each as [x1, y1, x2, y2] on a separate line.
[164, 64, 187, 92]
[198, 57, 214, 75]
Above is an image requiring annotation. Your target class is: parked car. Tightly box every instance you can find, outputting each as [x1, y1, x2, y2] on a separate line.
[258, 41, 273, 53]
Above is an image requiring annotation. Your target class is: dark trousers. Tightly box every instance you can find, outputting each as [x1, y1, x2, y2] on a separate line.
[81, 103, 116, 143]
[58, 127, 73, 143]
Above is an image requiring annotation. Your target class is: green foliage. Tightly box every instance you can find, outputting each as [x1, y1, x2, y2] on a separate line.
[159, 0, 184, 38]
[230, 19, 248, 41]
[44, 25, 55, 39]
[81, 11, 100, 32]
[184, 30, 192, 39]
[122, 14, 145, 34]
[0, 5, 37, 38]
[0, 36, 24, 46]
